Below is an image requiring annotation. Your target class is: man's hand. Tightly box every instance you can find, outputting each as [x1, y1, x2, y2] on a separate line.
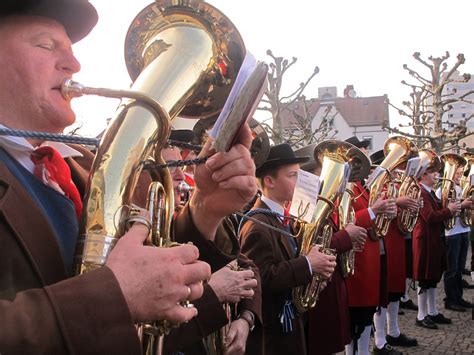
[208, 264, 257, 304]
[306, 245, 337, 279]
[224, 319, 250, 355]
[396, 196, 419, 211]
[461, 198, 473, 209]
[371, 197, 397, 216]
[448, 201, 462, 214]
[106, 223, 211, 324]
[344, 223, 367, 250]
[190, 124, 257, 240]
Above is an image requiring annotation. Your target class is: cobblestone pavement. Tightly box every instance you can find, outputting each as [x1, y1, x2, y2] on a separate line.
[392, 274, 473, 354]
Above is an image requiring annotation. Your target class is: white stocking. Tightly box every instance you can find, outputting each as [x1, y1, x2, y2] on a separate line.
[387, 301, 401, 337]
[427, 287, 438, 316]
[373, 307, 387, 349]
[417, 287, 428, 320]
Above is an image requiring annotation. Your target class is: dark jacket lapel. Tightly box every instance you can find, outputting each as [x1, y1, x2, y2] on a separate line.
[0, 163, 68, 285]
[254, 199, 295, 259]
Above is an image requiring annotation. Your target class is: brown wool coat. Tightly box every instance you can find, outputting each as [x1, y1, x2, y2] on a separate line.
[239, 199, 312, 355]
[0, 147, 140, 354]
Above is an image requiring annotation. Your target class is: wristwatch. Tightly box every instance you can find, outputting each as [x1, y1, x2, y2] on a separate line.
[238, 310, 255, 331]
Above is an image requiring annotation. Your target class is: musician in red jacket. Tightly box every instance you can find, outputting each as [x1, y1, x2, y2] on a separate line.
[342, 140, 397, 355]
[412, 161, 461, 329]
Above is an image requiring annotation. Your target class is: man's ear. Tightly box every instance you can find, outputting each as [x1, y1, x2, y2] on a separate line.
[263, 175, 274, 189]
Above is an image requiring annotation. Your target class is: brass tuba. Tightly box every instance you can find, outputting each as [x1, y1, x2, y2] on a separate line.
[338, 151, 371, 277]
[440, 153, 467, 230]
[460, 153, 474, 227]
[368, 136, 417, 238]
[71, 1, 246, 354]
[293, 140, 367, 312]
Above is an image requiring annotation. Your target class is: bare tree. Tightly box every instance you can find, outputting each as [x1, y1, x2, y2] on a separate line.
[384, 52, 474, 153]
[257, 50, 336, 147]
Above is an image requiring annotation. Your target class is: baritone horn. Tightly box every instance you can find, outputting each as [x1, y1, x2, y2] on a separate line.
[338, 150, 371, 277]
[440, 153, 467, 230]
[460, 153, 474, 227]
[70, 1, 246, 354]
[368, 136, 417, 238]
[293, 140, 367, 312]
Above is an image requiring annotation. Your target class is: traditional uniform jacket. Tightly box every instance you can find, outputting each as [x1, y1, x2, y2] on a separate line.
[240, 198, 312, 355]
[164, 210, 263, 355]
[345, 181, 381, 307]
[412, 188, 451, 283]
[385, 220, 406, 294]
[307, 224, 353, 355]
[0, 146, 141, 354]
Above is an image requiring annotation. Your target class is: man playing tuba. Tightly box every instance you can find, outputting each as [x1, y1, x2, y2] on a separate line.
[0, 1, 258, 353]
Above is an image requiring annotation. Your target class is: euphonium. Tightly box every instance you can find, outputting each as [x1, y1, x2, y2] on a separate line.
[397, 149, 437, 233]
[368, 136, 417, 238]
[440, 153, 467, 230]
[70, 1, 246, 354]
[293, 140, 367, 312]
[460, 153, 474, 227]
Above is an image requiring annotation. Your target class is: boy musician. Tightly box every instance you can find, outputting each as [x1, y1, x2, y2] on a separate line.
[239, 143, 337, 355]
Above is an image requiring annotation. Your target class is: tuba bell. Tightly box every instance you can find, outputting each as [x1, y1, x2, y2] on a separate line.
[293, 140, 367, 312]
[460, 153, 474, 227]
[71, 1, 246, 354]
[368, 136, 417, 238]
[440, 153, 467, 230]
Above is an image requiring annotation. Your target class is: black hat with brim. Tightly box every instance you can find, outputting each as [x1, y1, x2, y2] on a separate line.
[0, 0, 98, 43]
[294, 144, 319, 172]
[344, 136, 371, 149]
[256, 143, 310, 178]
[370, 149, 385, 166]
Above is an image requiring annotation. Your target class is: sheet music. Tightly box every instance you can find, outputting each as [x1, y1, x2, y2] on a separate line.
[290, 170, 320, 223]
[405, 157, 421, 177]
[210, 51, 268, 152]
[415, 158, 431, 179]
[366, 166, 386, 190]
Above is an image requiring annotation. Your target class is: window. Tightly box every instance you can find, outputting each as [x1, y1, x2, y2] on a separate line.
[362, 136, 373, 150]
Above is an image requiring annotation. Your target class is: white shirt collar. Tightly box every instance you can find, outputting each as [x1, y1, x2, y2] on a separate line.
[261, 195, 285, 216]
[0, 124, 83, 172]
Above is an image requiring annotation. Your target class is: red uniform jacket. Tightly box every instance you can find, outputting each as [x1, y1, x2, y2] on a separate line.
[345, 181, 381, 307]
[384, 219, 407, 294]
[308, 223, 353, 355]
[412, 188, 451, 282]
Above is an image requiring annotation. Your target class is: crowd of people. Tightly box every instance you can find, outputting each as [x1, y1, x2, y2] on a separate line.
[0, 1, 473, 355]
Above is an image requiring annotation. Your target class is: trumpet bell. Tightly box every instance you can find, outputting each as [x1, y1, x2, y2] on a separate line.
[125, 0, 246, 120]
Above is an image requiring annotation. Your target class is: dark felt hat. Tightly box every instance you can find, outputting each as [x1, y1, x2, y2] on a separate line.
[294, 144, 319, 172]
[344, 136, 371, 149]
[256, 143, 310, 178]
[370, 149, 385, 166]
[169, 129, 195, 144]
[0, 0, 98, 43]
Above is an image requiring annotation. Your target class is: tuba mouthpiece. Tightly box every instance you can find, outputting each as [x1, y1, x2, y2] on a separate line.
[61, 79, 84, 100]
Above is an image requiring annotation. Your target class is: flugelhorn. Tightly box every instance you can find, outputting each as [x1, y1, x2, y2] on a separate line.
[460, 153, 474, 227]
[293, 140, 367, 312]
[368, 136, 417, 238]
[440, 153, 467, 230]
